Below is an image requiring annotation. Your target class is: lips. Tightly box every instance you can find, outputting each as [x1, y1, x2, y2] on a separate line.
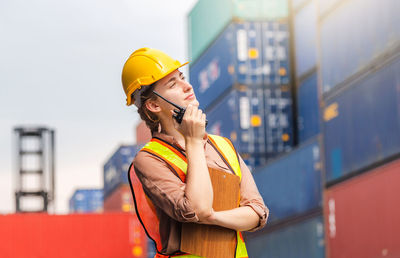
[185, 93, 194, 100]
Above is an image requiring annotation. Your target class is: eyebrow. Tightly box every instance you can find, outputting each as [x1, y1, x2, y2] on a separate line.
[165, 72, 184, 86]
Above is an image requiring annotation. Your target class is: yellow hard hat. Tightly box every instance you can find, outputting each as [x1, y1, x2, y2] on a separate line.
[121, 47, 189, 106]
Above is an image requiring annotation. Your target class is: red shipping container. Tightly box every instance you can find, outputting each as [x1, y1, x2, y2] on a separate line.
[0, 213, 147, 258]
[324, 158, 400, 258]
[104, 184, 134, 213]
[136, 121, 151, 144]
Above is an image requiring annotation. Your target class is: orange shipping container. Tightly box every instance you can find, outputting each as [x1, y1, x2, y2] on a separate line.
[324, 158, 400, 258]
[104, 184, 134, 213]
[0, 213, 147, 258]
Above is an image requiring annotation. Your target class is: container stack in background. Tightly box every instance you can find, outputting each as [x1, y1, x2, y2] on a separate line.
[188, 0, 293, 170]
[132, 121, 156, 258]
[292, 0, 320, 144]
[244, 0, 326, 256]
[102, 144, 149, 257]
[245, 137, 324, 257]
[188, 0, 325, 255]
[187, 0, 400, 257]
[103, 145, 143, 213]
[319, 0, 400, 257]
[244, 0, 325, 255]
[69, 189, 103, 213]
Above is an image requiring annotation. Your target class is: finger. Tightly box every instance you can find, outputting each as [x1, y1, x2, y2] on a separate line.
[197, 108, 203, 120]
[185, 104, 194, 117]
[190, 104, 198, 118]
[201, 113, 206, 125]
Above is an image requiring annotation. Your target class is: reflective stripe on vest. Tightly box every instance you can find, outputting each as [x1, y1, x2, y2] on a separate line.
[129, 135, 248, 258]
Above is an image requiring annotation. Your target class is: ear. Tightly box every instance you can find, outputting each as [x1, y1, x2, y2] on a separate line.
[145, 99, 162, 113]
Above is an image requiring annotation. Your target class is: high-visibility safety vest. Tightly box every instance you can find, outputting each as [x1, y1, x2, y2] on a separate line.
[128, 134, 249, 258]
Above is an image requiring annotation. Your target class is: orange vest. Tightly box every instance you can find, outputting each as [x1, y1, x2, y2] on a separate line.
[128, 135, 248, 258]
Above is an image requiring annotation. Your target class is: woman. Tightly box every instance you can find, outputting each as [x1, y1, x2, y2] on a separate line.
[122, 48, 268, 258]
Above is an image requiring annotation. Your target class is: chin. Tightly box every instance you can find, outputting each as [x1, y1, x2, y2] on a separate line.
[191, 99, 200, 107]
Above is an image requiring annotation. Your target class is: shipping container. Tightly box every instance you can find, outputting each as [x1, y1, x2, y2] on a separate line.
[297, 72, 320, 144]
[320, 0, 400, 94]
[323, 55, 400, 183]
[253, 137, 322, 223]
[136, 121, 151, 145]
[293, 0, 317, 77]
[69, 189, 103, 213]
[0, 213, 147, 258]
[206, 85, 293, 156]
[324, 158, 400, 258]
[264, 85, 294, 154]
[190, 20, 290, 110]
[103, 145, 143, 199]
[104, 184, 133, 213]
[188, 0, 288, 63]
[241, 153, 268, 172]
[207, 86, 266, 155]
[246, 215, 325, 258]
[147, 238, 156, 258]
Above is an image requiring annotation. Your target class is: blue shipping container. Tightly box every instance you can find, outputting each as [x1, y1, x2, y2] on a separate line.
[294, 0, 317, 77]
[206, 85, 293, 156]
[207, 86, 267, 155]
[323, 55, 400, 183]
[246, 215, 325, 258]
[320, 0, 400, 94]
[242, 154, 268, 173]
[69, 189, 103, 213]
[297, 72, 320, 144]
[190, 21, 290, 110]
[253, 137, 322, 223]
[264, 85, 294, 154]
[103, 145, 143, 198]
[147, 238, 156, 258]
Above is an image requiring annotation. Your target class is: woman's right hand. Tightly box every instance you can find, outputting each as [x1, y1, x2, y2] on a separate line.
[172, 104, 206, 141]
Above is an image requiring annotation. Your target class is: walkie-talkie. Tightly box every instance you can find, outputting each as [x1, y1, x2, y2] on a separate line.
[153, 91, 208, 127]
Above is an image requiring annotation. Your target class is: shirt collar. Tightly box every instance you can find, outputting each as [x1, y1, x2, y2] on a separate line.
[152, 131, 209, 151]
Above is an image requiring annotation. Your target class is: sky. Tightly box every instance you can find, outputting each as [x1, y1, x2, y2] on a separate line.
[0, 0, 198, 214]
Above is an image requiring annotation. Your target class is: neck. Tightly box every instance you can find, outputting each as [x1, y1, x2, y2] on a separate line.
[159, 119, 186, 148]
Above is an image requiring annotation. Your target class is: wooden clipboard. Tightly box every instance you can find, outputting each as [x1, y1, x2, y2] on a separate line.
[180, 167, 240, 258]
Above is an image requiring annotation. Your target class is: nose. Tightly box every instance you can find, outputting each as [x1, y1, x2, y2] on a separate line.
[181, 79, 192, 92]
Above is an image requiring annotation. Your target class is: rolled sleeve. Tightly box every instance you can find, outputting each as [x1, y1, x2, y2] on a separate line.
[238, 155, 269, 231]
[133, 151, 199, 223]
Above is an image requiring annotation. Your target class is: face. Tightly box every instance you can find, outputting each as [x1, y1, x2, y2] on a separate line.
[151, 70, 199, 114]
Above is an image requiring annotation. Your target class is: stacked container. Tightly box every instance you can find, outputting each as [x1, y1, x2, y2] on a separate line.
[319, 0, 400, 184]
[189, 0, 293, 169]
[292, 0, 320, 144]
[103, 144, 143, 212]
[103, 144, 151, 256]
[324, 159, 400, 257]
[188, 0, 288, 63]
[69, 189, 103, 214]
[188, 0, 400, 257]
[318, 0, 400, 257]
[245, 136, 325, 257]
[246, 215, 325, 258]
[252, 137, 322, 223]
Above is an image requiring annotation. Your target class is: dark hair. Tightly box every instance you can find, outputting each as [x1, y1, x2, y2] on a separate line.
[135, 83, 160, 134]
